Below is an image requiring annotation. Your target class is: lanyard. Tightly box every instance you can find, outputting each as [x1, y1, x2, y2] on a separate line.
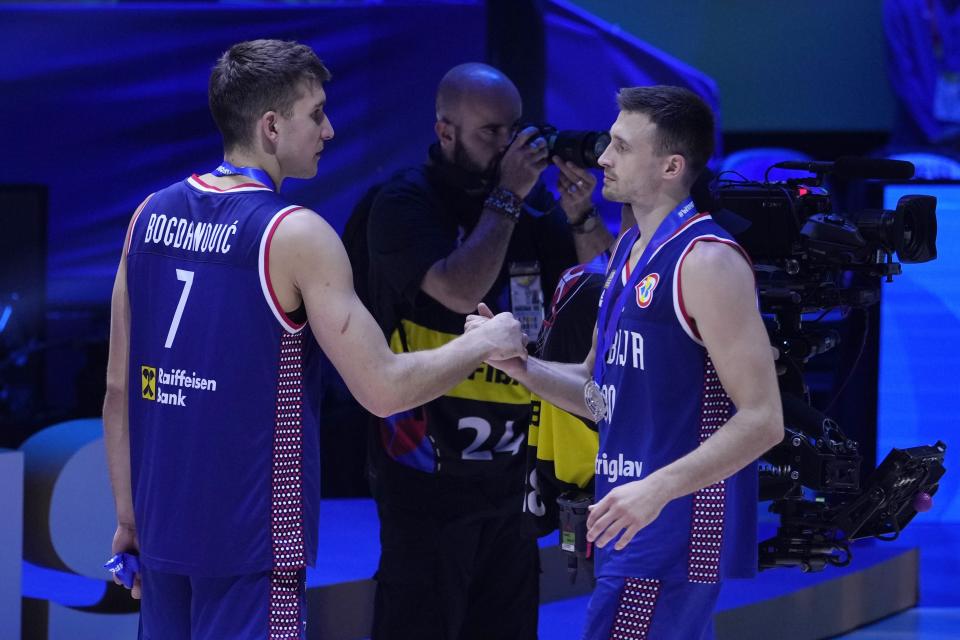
[593, 198, 696, 385]
[213, 160, 276, 192]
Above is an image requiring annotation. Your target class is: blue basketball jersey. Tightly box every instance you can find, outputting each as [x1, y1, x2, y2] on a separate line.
[593, 213, 758, 582]
[126, 175, 322, 576]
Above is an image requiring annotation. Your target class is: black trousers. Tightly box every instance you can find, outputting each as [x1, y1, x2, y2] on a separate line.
[371, 501, 540, 640]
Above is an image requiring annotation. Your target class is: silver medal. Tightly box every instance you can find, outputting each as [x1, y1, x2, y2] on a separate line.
[583, 380, 607, 422]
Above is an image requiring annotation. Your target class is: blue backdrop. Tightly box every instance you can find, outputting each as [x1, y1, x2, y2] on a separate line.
[1, 0, 719, 309]
[2, 1, 488, 305]
[878, 183, 960, 522]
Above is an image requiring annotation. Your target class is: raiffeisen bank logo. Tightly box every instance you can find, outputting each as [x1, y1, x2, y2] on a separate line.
[141, 366, 156, 400]
[140, 365, 217, 407]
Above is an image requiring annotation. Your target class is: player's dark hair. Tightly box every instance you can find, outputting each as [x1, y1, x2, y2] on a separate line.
[209, 39, 331, 151]
[616, 85, 714, 183]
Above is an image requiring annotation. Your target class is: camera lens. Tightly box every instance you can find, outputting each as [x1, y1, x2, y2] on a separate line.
[550, 130, 611, 169]
[895, 195, 937, 263]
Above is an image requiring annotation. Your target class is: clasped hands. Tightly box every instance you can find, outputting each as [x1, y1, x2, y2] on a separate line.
[465, 303, 527, 378]
[465, 304, 669, 551]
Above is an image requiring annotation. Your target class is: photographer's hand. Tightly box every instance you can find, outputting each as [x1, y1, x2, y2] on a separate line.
[554, 157, 613, 262]
[497, 126, 550, 199]
[554, 158, 597, 222]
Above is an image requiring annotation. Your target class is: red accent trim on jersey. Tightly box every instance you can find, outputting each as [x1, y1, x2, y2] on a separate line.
[124, 194, 154, 256]
[554, 265, 585, 304]
[263, 208, 307, 331]
[189, 173, 269, 192]
[675, 237, 749, 341]
[669, 212, 711, 240]
[620, 213, 710, 286]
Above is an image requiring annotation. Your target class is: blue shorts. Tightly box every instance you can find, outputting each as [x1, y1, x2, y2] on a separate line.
[581, 576, 720, 640]
[138, 565, 306, 640]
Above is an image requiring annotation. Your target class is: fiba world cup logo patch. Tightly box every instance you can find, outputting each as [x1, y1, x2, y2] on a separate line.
[635, 273, 660, 308]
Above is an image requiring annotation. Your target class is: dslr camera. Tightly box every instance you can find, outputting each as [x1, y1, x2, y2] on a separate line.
[518, 123, 610, 169]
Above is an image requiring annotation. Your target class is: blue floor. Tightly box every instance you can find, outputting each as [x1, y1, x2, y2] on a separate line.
[832, 523, 960, 640]
[537, 522, 960, 640]
[20, 501, 959, 639]
[837, 609, 960, 639]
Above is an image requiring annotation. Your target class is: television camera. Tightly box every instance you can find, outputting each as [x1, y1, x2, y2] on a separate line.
[715, 156, 947, 572]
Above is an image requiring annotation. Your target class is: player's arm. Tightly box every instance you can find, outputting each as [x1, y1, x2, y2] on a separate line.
[272, 210, 525, 417]
[420, 209, 517, 314]
[103, 251, 134, 531]
[587, 241, 783, 549]
[420, 127, 548, 313]
[468, 227, 629, 415]
[467, 307, 599, 419]
[102, 206, 143, 598]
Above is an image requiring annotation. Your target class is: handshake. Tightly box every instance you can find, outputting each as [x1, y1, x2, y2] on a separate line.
[464, 303, 528, 376]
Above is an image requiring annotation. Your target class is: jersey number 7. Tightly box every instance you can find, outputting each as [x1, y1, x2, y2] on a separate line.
[164, 269, 194, 349]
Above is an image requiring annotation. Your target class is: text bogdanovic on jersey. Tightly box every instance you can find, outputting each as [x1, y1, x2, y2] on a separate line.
[140, 365, 218, 407]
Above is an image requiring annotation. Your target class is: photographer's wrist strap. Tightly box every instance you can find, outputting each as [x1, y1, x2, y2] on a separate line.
[570, 206, 600, 234]
[485, 186, 523, 222]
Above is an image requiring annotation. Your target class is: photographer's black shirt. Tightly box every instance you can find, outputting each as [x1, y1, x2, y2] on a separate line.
[366, 144, 579, 512]
[525, 257, 605, 536]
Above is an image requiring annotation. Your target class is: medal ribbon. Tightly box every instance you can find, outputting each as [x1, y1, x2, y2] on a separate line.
[213, 160, 276, 192]
[592, 198, 697, 393]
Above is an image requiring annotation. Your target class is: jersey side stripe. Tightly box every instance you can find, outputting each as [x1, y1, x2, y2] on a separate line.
[272, 332, 306, 570]
[688, 357, 731, 583]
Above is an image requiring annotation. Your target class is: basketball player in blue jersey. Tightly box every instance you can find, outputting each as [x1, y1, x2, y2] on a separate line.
[467, 86, 784, 639]
[101, 39, 527, 640]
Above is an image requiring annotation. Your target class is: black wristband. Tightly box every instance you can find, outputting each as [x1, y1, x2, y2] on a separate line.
[569, 206, 600, 234]
[484, 186, 523, 222]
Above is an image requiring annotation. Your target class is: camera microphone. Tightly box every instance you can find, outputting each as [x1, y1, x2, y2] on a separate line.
[833, 157, 915, 180]
[772, 157, 915, 180]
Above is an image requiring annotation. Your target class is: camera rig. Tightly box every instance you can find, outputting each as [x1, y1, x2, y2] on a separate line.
[715, 158, 947, 572]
